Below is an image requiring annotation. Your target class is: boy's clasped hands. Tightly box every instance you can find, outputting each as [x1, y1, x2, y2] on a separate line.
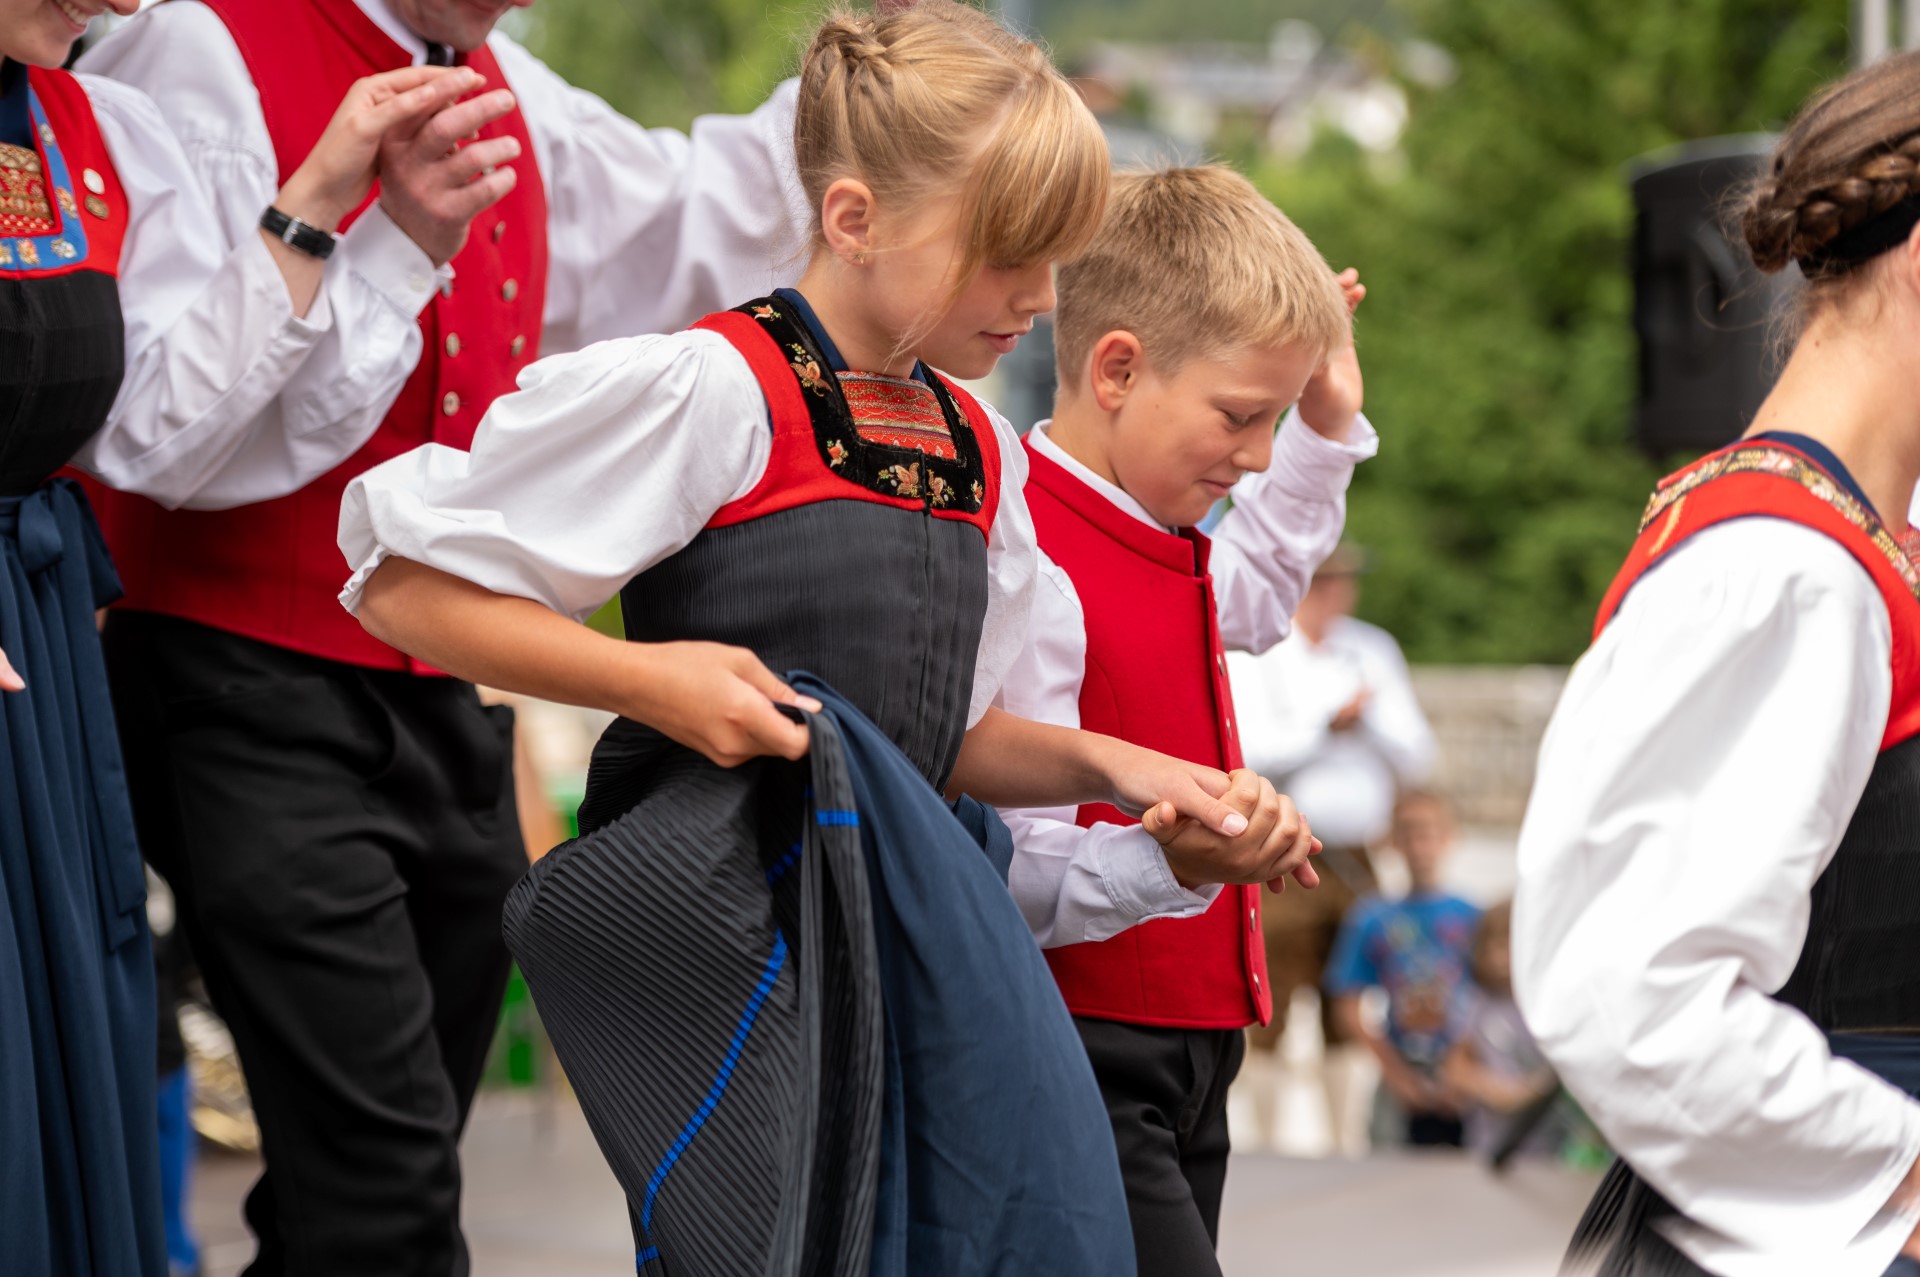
[1142, 768, 1321, 894]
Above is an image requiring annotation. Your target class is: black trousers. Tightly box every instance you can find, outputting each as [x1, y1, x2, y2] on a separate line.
[104, 613, 527, 1277]
[1074, 1017, 1246, 1277]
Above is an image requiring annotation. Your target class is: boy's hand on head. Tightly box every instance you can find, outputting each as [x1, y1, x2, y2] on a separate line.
[1141, 770, 1322, 891]
[1299, 268, 1366, 442]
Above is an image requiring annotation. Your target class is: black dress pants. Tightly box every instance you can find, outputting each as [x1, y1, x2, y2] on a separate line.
[104, 613, 528, 1277]
[1074, 1017, 1246, 1277]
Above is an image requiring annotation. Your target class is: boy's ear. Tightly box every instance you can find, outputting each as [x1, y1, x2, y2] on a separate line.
[1089, 331, 1147, 412]
[819, 177, 877, 264]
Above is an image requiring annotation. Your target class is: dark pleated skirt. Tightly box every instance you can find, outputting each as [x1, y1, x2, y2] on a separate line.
[0, 478, 164, 1276]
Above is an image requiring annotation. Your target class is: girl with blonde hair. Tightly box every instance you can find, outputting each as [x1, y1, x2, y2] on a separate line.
[335, 4, 1313, 1273]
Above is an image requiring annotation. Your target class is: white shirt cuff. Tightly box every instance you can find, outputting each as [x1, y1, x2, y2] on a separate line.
[1096, 824, 1222, 922]
[1270, 406, 1379, 498]
[340, 203, 448, 318]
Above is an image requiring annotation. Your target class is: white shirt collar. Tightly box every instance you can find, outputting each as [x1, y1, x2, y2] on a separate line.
[1027, 420, 1170, 532]
[354, 0, 428, 64]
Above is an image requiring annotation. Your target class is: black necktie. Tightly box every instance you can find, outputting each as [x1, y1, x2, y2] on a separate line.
[424, 41, 452, 67]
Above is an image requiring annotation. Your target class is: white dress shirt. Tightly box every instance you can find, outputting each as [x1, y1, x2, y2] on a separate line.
[994, 410, 1378, 948]
[337, 329, 1036, 727]
[1513, 518, 1920, 1277]
[76, 0, 806, 498]
[1228, 613, 1435, 850]
[54, 74, 358, 508]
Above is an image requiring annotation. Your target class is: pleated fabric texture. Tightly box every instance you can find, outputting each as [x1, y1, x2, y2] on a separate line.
[504, 677, 1135, 1277]
[0, 478, 165, 1276]
[504, 702, 882, 1277]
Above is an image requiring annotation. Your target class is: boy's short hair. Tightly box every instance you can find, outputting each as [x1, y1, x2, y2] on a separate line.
[1054, 164, 1351, 387]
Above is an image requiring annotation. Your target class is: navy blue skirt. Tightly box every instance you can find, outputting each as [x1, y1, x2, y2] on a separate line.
[0, 478, 164, 1275]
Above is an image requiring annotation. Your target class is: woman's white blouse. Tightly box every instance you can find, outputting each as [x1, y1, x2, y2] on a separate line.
[1513, 517, 1920, 1277]
[338, 330, 1037, 727]
[64, 74, 355, 508]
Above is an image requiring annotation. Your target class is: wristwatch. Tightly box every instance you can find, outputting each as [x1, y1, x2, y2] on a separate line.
[259, 206, 338, 261]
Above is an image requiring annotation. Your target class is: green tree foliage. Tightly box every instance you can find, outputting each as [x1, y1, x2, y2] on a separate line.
[1252, 0, 1852, 663]
[516, 0, 820, 130]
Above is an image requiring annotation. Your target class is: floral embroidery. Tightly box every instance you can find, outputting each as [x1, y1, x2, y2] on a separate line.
[1643, 445, 1920, 598]
[880, 462, 922, 498]
[787, 343, 828, 397]
[730, 297, 989, 516]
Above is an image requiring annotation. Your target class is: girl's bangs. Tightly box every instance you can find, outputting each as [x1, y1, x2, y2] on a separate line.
[959, 84, 1110, 271]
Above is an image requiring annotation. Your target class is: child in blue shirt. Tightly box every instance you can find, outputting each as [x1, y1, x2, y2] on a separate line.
[1325, 789, 1480, 1146]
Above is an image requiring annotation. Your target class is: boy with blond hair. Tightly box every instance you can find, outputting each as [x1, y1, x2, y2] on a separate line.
[993, 165, 1376, 1275]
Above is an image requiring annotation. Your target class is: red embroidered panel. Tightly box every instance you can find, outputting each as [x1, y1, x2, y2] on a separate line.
[839, 371, 958, 461]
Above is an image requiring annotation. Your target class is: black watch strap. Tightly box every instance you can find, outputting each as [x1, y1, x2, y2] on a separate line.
[260, 206, 338, 261]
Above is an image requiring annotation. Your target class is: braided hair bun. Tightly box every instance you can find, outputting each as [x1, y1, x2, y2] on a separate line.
[1740, 50, 1920, 277]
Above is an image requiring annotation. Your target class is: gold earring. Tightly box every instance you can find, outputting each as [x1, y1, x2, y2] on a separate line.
[852, 251, 867, 264]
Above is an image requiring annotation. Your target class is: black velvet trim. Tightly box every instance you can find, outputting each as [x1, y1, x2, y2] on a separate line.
[733, 296, 989, 516]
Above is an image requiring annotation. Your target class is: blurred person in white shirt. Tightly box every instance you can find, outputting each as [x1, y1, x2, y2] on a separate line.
[1228, 545, 1435, 1152]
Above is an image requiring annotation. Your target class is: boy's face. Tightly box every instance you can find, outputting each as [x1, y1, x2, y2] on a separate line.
[1106, 340, 1321, 529]
[1393, 801, 1455, 887]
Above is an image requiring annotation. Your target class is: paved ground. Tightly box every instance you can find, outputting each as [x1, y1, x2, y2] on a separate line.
[189, 1089, 1596, 1277]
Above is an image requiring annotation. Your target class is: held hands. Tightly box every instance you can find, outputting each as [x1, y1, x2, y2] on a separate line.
[1298, 267, 1367, 441]
[626, 641, 821, 768]
[274, 66, 483, 232]
[1140, 768, 1323, 893]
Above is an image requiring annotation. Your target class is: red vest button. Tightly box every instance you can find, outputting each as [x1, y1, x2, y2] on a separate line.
[502, 278, 518, 301]
[442, 392, 461, 416]
[510, 335, 526, 357]
[445, 333, 461, 357]
[492, 220, 506, 243]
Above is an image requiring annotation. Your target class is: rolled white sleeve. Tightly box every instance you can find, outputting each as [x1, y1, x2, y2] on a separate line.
[1212, 407, 1377, 654]
[994, 551, 1218, 948]
[76, 2, 446, 506]
[338, 330, 768, 619]
[1513, 519, 1920, 1277]
[491, 34, 808, 353]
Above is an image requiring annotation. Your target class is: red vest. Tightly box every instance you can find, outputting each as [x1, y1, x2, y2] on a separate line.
[5, 69, 129, 280]
[88, 0, 549, 671]
[1595, 439, 1920, 749]
[1023, 442, 1272, 1030]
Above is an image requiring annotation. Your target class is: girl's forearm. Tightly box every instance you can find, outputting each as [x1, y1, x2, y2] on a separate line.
[947, 706, 1112, 808]
[357, 555, 645, 717]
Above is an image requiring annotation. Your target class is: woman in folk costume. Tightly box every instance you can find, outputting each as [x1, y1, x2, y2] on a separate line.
[340, 5, 1315, 1273]
[1515, 52, 1920, 1277]
[0, 2, 482, 1269]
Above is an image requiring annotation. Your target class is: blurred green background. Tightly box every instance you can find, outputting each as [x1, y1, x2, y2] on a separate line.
[520, 0, 1855, 664]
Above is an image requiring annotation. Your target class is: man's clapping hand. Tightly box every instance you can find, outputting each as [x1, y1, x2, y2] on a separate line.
[378, 77, 522, 266]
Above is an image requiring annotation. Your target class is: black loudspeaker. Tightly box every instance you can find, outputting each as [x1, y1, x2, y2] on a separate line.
[1629, 136, 1797, 458]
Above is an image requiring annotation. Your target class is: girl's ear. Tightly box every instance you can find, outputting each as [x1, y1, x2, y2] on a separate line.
[1088, 331, 1147, 412]
[820, 177, 878, 266]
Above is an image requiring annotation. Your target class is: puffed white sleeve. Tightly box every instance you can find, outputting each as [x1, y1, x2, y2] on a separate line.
[491, 34, 808, 354]
[1513, 519, 1920, 1277]
[1211, 407, 1378, 654]
[967, 405, 1038, 726]
[338, 330, 769, 620]
[75, 2, 447, 508]
[994, 550, 1219, 948]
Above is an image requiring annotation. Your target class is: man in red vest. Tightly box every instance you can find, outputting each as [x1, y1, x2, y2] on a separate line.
[76, 4, 812, 1272]
[994, 166, 1374, 1277]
